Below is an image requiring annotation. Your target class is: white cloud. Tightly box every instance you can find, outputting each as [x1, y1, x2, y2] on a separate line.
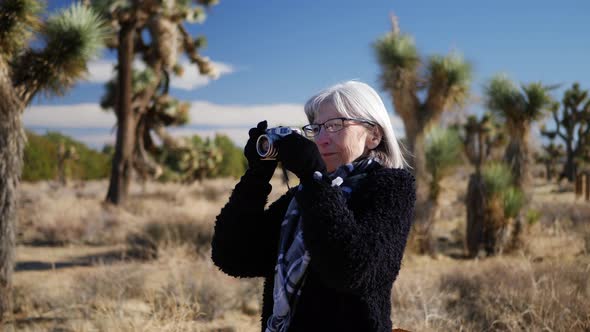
[188, 101, 308, 128]
[76, 133, 116, 147]
[172, 61, 234, 90]
[85, 58, 234, 90]
[86, 60, 116, 83]
[23, 103, 116, 127]
[23, 101, 405, 148]
[169, 127, 248, 147]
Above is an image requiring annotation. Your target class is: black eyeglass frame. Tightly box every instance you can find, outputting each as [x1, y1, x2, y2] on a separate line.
[301, 117, 377, 138]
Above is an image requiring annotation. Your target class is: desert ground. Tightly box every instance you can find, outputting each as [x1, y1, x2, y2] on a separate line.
[7, 170, 590, 332]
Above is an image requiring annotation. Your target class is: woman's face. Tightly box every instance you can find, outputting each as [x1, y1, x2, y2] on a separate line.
[312, 103, 377, 172]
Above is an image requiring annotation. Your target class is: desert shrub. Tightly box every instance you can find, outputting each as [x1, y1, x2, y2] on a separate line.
[127, 220, 214, 258]
[23, 131, 111, 181]
[73, 265, 147, 303]
[525, 208, 541, 226]
[190, 180, 231, 202]
[439, 260, 590, 331]
[18, 194, 125, 246]
[148, 260, 240, 322]
[503, 187, 525, 219]
[214, 134, 247, 178]
[482, 162, 513, 195]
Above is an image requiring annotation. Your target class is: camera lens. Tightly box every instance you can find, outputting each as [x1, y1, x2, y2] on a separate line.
[256, 135, 273, 158]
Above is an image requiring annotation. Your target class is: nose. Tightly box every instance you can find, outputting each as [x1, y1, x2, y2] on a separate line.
[314, 126, 330, 146]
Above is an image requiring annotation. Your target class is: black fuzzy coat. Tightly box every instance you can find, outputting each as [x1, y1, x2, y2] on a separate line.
[211, 165, 415, 332]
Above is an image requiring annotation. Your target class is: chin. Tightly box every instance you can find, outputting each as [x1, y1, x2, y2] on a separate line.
[326, 162, 340, 173]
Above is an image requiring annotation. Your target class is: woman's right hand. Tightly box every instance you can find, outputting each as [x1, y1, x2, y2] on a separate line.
[244, 120, 278, 182]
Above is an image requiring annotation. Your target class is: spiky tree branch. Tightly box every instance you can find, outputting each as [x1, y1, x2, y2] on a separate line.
[0, 0, 106, 321]
[540, 83, 590, 182]
[485, 74, 554, 191]
[95, 0, 220, 201]
[374, 14, 472, 255]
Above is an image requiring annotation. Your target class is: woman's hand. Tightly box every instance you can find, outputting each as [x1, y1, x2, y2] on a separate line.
[244, 121, 278, 182]
[275, 133, 326, 181]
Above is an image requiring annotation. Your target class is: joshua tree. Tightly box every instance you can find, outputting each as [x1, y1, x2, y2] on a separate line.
[484, 74, 555, 192]
[458, 114, 507, 256]
[479, 163, 525, 255]
[0, 1, 106, 321]
[100, 69, 223, 185]
[92, 0, 219, 205]
[421, 126, 463, 253]
[57, 140, 80, 186]
[540, 83, 590, 182]
[374, 14, 472, 249]
[534, 141, 564, 181]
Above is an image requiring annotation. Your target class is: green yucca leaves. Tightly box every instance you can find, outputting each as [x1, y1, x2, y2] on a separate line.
[522, 82, 554, 120]
[44, 3, 109, 69]
[485, 74, 523, 118]
[485, 73, 554, 123]
[133, 67, 158, 93]
[425, 126, 463, 177]
[426, 52, 472, 109]
[8, 2, 108, 104]
[503, 187, 525, 219]
[427, 52, 472, 90]
[481, 162, 525, 219]
[374, 33, 420, 72]
[30, 3, 108, 97]
[0, 0, 44, 58]
[91, 0, 132, 17]
[482, 162, 513, 196]
[100, 67, 158, 109]
[425, 126, 463, 200]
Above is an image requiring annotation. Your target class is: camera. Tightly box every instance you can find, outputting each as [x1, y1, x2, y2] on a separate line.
[256, 127, 302, 159]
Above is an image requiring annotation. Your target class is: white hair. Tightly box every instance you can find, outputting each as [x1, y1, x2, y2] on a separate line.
[304, 80, 407, 169]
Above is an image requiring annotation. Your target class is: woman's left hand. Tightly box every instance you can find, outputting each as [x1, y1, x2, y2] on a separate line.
[275, 133, 326, 181]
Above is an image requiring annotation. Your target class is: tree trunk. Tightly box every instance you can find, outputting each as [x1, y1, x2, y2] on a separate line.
[106, 22, 137, 205]
[483, 195, 505, 255]
[504, 124, 530, 192]
[562, 144, 576, 183]
[466, 173, 486, 257]
[405, 124, 435, 254]
[0, 59, 25, 323]
[133, 114, 162, 181]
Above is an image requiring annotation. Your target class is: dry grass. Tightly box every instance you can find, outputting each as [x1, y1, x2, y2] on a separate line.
[392, 254, 590, 331]
[11, 247, 263, 332]
[9, 175, 590, 331]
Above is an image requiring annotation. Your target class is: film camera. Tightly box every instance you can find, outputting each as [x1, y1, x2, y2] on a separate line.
[256, 127, 302, 160]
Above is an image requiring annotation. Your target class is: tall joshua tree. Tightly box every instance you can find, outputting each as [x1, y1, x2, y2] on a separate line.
[422, 127, 463, 253]
[0, 1, 106, 321]
[374, 14, 472, 250]
[541, 83, 590, 182]
[484, 74, 555, 192]
[458, 114, 507, 256]
[93, 0, 219, 205]
[534, 141, 564, 181]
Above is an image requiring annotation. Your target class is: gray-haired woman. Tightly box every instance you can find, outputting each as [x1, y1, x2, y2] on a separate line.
[212, 80, 415, 332]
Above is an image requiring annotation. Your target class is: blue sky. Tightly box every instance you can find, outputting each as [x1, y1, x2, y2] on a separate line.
[28, 0, 590, 148]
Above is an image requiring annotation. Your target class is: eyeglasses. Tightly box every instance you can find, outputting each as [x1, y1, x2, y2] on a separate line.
[302, 117, 376, 138]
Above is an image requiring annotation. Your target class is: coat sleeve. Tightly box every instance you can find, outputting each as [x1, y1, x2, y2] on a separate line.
[211, 173, 294, 278]
[295, 168, 415, 294]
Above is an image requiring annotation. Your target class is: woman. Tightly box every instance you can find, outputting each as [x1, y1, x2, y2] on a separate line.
[211, 80, 415, 332]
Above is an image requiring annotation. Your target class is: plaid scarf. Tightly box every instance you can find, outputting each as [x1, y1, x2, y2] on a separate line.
[265, 158, 380, 332]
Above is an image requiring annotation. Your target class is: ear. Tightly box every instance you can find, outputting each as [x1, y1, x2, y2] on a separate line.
[365, 126, 382, 150]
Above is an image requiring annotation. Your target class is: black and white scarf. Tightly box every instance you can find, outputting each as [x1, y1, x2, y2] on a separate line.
[265, 157, 380, 332]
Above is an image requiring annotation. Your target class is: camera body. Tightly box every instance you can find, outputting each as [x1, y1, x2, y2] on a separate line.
[256, 127, 301, 159]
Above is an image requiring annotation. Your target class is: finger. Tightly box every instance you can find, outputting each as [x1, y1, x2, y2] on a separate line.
[248, 127, 259, 139]
[256, 120, 268, 131]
